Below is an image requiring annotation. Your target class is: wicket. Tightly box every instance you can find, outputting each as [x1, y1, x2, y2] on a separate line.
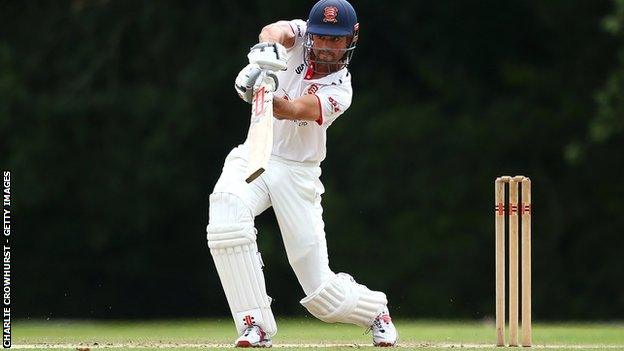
[495, 176, 531, 347]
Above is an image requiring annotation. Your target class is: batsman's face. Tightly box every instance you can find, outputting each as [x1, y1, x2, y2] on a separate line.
[312, 35, 348, 62]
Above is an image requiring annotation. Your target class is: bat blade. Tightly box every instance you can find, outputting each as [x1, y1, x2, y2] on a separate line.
[245, 79, 274, 183]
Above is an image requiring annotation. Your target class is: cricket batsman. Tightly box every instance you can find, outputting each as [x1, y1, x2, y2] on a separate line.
[206, 0, 398, 347]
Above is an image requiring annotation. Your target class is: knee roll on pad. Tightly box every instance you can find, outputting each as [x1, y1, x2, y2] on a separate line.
[299, 273, 388, 328]
[207, 192, 277, 336]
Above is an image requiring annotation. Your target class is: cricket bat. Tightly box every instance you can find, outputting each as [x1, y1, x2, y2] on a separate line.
[245, 75, 274, 183]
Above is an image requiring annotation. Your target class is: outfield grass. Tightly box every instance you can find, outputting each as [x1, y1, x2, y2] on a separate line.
[12, 318, 624, 350]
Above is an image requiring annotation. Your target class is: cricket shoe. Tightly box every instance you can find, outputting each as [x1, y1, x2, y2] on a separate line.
[371, 308, 398, 347]
[235, 325, 272, 348]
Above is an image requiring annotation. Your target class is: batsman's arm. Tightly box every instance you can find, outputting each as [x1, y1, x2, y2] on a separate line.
[273, 94, 322, 122]
[259, 21, 296, 48]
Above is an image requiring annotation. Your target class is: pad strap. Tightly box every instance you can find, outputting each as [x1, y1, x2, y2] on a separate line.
[300, 273, 387, 328]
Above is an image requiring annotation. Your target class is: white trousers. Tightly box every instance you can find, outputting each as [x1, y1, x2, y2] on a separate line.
[211, 145, 334, 295]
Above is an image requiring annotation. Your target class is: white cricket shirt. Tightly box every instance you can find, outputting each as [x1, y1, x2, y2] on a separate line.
[243, 19, 353, 164]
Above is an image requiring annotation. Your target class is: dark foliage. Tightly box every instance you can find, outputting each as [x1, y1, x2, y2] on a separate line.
[1, 0, 623, 320]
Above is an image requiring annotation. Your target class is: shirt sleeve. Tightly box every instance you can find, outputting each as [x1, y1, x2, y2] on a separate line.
[314, 83, 352, 126]
[287, 19, 307, 49]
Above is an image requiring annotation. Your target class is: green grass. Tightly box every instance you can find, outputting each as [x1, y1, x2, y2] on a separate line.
[12, 318, 624, 350]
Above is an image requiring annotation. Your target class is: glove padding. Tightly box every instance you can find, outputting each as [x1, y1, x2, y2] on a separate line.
[234, 63, 279, 104]
[247, 42, 288, 71]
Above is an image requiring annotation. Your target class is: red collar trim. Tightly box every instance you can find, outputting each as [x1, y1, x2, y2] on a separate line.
[304, 63, 314, 80]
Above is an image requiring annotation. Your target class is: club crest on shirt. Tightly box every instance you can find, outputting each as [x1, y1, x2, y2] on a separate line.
[307, 84, 319, 95]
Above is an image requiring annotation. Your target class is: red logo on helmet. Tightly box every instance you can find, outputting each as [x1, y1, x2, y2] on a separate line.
[323, 6, 338, 23]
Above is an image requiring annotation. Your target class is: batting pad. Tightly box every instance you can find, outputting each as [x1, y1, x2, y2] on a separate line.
[207, 193, 277, 336]
[300, 273, 388, 328]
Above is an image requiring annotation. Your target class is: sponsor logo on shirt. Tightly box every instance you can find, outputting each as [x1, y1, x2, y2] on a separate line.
[288, 119, 308, 127]
[307, 84, 319, 95]
[295, 63, 305, 75]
